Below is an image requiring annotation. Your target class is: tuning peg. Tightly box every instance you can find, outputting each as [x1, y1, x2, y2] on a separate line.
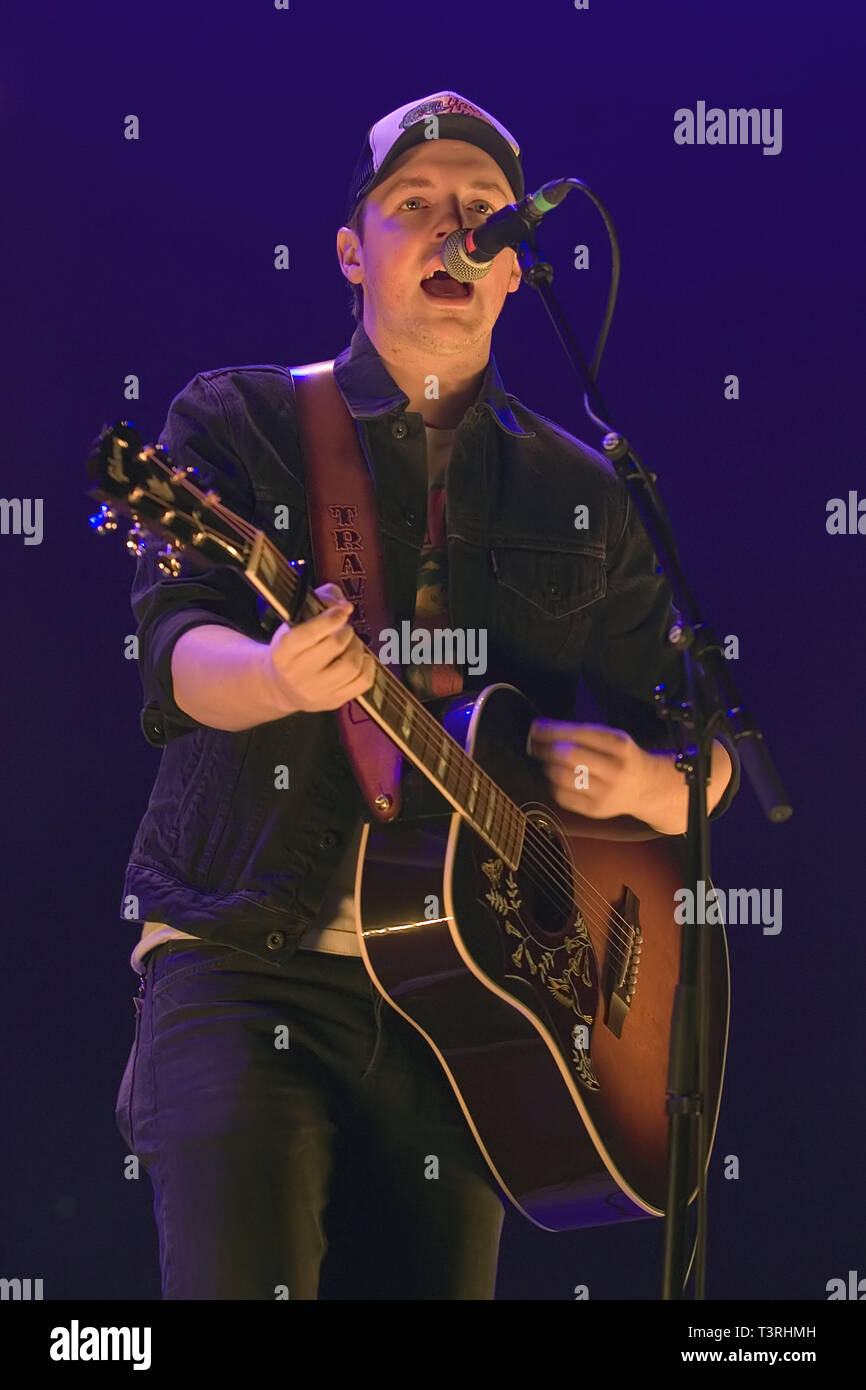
[125, 523, 147, 558]
[156, 543, 183, 577]
[89, 504, 118, 534]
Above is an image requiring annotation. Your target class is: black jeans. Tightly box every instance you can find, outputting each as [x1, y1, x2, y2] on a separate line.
[115, 939, 505, 1300]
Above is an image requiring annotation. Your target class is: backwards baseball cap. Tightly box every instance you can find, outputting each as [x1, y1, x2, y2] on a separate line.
[346, 90, 524, 222]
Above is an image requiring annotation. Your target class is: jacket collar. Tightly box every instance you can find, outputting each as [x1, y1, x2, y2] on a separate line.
[331, 321, 534, 438]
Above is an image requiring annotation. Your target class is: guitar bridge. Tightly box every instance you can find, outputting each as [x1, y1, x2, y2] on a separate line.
[604, 886, 642, 1038]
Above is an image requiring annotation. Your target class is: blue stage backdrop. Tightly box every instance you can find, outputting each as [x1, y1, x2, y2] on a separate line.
[1, 0, 863, 1302]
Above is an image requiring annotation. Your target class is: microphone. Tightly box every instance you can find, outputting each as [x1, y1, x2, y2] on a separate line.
[440, 178, 574, 282]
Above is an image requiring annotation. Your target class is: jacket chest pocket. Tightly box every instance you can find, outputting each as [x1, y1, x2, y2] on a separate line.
[491, 544, 606, 614]
[488, 544, 607, 667]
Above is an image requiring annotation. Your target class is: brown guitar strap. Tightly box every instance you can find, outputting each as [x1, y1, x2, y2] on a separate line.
[289, 360, 402, 823]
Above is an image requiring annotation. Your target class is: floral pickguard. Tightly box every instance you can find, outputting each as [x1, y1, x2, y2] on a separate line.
[481, 856, 600, 1091]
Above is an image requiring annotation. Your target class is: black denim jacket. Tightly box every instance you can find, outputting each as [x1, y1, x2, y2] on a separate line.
[120, 322, 739, 963]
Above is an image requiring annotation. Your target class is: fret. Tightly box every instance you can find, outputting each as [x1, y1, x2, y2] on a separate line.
[443, 755, 461, 797]
[452, 752, 466, 802]
[398, 696, 414, 743]
[423, 713, 441, 757]
[244, 533, 288, 616]
[409, 725, 430, 760]
[435, 737, 449, 782]
[274, 580, 295, 615]
[370, 669, 386, 711]
[507, 811, 525, 865]
[493, 794, 505, 846]
[463, 768, 476, 816]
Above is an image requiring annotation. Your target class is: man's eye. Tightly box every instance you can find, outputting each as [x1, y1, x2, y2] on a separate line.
[398, 198, 495, 214]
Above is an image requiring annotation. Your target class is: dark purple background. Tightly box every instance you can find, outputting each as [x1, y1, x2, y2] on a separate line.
[1, 0, 863, 1300]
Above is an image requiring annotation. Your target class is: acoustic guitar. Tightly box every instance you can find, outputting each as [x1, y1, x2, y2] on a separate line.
[87, 422, 729, 1234]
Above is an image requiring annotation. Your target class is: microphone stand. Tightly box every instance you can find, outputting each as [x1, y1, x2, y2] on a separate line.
[513, 229, 792, 1299]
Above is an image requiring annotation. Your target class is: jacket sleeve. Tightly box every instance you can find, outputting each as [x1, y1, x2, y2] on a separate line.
[580, 488, 740, 822]
[132, 372, 266, 748]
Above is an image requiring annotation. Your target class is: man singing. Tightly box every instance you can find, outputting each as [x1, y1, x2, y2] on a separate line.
[114, 90, 738, 1300]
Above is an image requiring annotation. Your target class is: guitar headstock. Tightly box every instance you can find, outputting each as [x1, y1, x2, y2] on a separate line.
[85, 420, 307, 620]
[86, 421, 250, 574]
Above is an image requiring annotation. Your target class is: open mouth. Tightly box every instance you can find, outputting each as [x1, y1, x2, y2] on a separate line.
[420, 269, 473, 301]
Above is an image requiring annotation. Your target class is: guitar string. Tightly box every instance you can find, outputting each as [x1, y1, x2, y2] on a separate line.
[357, 674, 640, 964]
[364, 679, 641, 970]
[309, 606, 644, 954]
[486, 819, 636, 971]
[192, 500, 646, 961]
[197, 502, 642, 962]
[193, 500, 644, 968]
[518, 823, 636, 970]
[363, 666, 643, 959]
[515, 813, 647, 943]
[348, 637, 641, 967]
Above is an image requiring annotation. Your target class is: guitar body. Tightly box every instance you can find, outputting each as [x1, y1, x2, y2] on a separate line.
[357, 684, 730, 1233]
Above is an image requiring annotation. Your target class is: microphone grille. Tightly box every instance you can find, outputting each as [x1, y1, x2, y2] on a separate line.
[441, 233, 492, 282]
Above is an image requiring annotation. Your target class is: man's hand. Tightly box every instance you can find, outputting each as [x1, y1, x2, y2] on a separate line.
[263, 583, 377, 714]
[528, 721, 655, 821]
[528, 719, 733, 836]
[169, 583, 377, 733]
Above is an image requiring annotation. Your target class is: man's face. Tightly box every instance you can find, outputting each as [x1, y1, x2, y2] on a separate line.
[338, 140, 522, 356]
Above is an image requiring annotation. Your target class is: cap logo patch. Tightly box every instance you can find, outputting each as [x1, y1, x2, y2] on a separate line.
[399, 95, 486, 131]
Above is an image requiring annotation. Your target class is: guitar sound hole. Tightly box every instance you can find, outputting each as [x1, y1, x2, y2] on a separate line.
[520, 811, 576, 940]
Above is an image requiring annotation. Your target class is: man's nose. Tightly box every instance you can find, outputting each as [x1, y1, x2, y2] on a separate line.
[435, 194, 466, 233]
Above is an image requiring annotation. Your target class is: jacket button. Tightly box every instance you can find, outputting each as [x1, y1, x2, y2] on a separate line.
[266, 931, 286, 951]
[547, 582, 561, 599]
[402, 507, 417, 527]
[391, 418, 409, 440]
[319, 830, 340, 850]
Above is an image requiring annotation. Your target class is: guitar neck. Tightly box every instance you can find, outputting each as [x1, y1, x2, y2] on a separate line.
[245, 530, 525, 868]
[86, 429, 525, 869]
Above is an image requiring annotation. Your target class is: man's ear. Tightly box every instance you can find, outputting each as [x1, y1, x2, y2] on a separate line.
[506, 249, 522, 293]
[336, 226, 364, 286]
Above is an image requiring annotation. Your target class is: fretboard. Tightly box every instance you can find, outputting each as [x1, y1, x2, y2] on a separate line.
[245, 529, 525, 867]
[360, 657, 524, 866]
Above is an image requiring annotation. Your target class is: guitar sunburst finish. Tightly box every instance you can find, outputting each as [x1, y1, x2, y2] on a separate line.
[357, 685, 729, 1233]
